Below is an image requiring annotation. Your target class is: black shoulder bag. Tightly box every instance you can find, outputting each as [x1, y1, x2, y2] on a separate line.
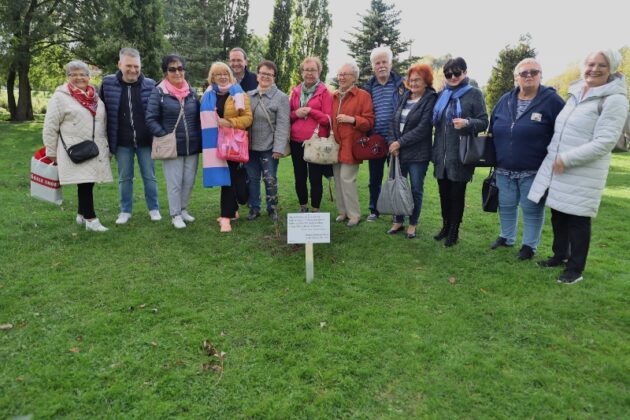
[59, 116, 100, 164]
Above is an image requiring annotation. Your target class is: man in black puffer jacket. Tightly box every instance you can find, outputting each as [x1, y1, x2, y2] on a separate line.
[100, 47, 160, 225]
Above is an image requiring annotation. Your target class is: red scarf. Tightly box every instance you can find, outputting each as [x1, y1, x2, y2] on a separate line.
[67, 83, 98, 116]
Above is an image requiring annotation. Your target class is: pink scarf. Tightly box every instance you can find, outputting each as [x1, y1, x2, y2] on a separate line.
[216, 83, 244, 110]
[163, 79, 191, 102]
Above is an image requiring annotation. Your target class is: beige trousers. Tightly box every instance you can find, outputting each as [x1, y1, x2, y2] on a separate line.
[333, 163, 361, 219]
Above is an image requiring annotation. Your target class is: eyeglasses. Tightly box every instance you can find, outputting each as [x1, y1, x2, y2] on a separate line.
[68, 73, 88, 78]
[167, 66, 185, 73]
[518, 69, 541, 78]
[302, 68, 318, 74]
[337, 73, 353, 78]
[215, 73, 230, 78]
[258, 71, 275, 78]
[444, 70, 462, 79]
[408, 78, 424, 84]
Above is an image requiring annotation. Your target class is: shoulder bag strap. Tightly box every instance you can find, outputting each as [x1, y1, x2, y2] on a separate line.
[59, 115, 95, 153]
[257, 94, 275, 134]
[171, 101, 185, 134]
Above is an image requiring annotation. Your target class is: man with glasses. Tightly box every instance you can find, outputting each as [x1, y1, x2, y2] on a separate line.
[362, 46, 408, 221]
[229, 47, 258, 92]
[100, 47, 160, 225]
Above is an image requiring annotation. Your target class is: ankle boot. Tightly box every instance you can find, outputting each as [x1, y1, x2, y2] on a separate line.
[444, 223, 460, 247]
[433, 220, 449, 241]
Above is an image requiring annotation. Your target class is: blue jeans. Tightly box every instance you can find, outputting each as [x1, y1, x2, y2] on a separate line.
[394, 161, 429, 226]
[496, 173, 545, 249]
[116, 146, 159, 213]
[245, 150, 279, 213]
[368, 156, 387, 214]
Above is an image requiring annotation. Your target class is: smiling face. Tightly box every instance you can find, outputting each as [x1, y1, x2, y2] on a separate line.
[337, 65, 356, 91]
[256, 65, 275, 90]
[229, 50, 246, 77]
[118, 55, 141, 83]
[583, 53, 610, 88]
[213, 70, 231, 88]
[301, 60, 320, 87]
[516, 63, 542, 92]
[372, 53, 392, 81]
[165, 60, 185, 88]
[67, 69, 90, 91]
[408, 71, 427, 97]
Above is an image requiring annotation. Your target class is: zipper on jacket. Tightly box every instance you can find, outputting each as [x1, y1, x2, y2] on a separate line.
[507, 99, 515, 166]
[182, 98, 190, 155]
[128, 86, 137, 148]
[548, 96, 578, 185]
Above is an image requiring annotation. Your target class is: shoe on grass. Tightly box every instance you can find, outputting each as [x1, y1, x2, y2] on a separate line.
[537, 256, 568, 268]
[366, 213, 379, 222]
[115, 212, 131, 225]
[86, 218, 108, 232]
[181, 210, 195, 222]
[172, 215, 186, 229]
[76, 214, 85, 225]
[149, 210, 162, 221]
[247, 209, 260, 220]
[557, 270, 583, 285]
[517, 245, 535, 260]
[490, 236, 513, 249]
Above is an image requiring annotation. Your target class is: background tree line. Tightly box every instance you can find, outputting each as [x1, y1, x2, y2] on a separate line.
[2, 0, 628, 122]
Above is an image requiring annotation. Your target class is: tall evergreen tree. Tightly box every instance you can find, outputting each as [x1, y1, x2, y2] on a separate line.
[220, 0, 250, 59]
[342, 0, 412, 84]
[266, 0, 293, 92]
[485, 34, 536, 113]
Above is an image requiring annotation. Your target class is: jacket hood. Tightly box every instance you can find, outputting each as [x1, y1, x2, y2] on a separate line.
[365, 71, 403, 88]
[568, 74, 628, 100]
[250, 84, 279, 97]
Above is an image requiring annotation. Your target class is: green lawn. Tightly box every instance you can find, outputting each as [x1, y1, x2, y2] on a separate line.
[1, 121, 629, 418]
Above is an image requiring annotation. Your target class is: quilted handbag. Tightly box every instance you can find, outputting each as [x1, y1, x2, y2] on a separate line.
[302, 117, 339, 165]
[376, 156, 413, 216]
[352, 134, 387, 161]
[217, 126, 249, 163]
[459, 133, 496, 167]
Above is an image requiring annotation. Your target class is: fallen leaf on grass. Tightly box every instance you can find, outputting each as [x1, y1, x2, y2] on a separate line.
[139, 304, 146, 309]
[17, 320, 28, 328]
[175, 360, 185, 366]
[0, 283, 4, 288]
[16, 376, 24, 382]
[319, 322, 327, 328]
[202, 340, 218, 356]
[69, 347, 80, 353]
[150, 341, 157, 347]
[480, 288, 488, 294]
[220, 331, 226, 337]
[151, 308, 158, 313]
[0, 323, 13, 330]
[448, 276, 457, 285]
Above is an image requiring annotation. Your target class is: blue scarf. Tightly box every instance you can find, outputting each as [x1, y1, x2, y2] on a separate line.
[200, 83, 245, 187]
[432, 79, 473, 124]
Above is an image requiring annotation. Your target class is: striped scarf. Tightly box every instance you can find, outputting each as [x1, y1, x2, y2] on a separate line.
[200, 83, 245, 187]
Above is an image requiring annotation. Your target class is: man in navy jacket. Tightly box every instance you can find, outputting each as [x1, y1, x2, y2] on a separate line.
[100, 48, 160, 225]
[229, 47, 258, 92]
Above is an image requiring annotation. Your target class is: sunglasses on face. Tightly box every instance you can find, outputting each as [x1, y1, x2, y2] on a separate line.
[444, 70, 462, 79]
[167, 66, 185, 73]
[519, 69, 540, 78]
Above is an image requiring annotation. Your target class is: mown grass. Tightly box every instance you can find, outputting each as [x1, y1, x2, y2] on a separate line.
[1, 121, 629, 418]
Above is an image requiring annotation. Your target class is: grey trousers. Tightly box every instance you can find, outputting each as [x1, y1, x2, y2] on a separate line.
[333, 163, 361, 219]
[162, 154, 199, 217]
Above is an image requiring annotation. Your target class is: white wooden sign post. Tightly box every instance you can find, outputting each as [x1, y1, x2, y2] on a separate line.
[287, 212, 330, 283]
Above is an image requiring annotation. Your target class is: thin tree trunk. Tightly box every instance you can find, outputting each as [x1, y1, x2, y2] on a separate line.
[7, 68, 17, 121]
[15, 55, 34, 122]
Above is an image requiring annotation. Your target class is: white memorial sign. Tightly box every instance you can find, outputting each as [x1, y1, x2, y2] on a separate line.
[287, 213, 330, 282]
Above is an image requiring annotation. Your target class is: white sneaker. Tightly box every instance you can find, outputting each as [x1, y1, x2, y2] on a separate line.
[172, 215, 186, 229]
[76, 214, 85, 225]
[149, 210, 162, 221]
[181, 210, 195, 222]
[85, 218, 108, 232]
[116, 212, 132, 225]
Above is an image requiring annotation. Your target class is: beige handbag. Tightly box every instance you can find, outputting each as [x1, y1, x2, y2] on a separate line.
[151, 102, 184, 160]
[302, 116, 338, 165]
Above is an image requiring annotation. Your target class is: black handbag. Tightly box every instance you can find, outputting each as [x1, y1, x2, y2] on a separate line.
[459, 133, 496, 167]
[482, 168, 499, 213]
[233, 163, 249, 205]
[60, 116, 99, 164]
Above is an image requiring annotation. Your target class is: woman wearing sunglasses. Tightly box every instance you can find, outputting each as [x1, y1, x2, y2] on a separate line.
[488, 58, 564, 260]
[146, 54, 202, 229]
[432, 57, 488, 246]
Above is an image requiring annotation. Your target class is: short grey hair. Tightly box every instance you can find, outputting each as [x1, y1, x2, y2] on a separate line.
[514, 58, 541, 78]
[64, 60, 90, 77]
[119, 47, 141, 61]
[370, 46, 393, 65]
[339, 61, 360, 79]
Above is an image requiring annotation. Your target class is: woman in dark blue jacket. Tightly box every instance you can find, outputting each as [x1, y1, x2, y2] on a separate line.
[488, 58, 564, 259]
[146, 54, 202, 229]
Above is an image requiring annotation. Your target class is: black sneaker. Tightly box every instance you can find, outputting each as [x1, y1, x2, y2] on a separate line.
[516, 245, 535, 260]
[537, 256, 568, 268]
[367, 213, 379, 222]
[247, 209, 260, 220]
[557, 270, 583, 284]
[490, 236, 513, 249]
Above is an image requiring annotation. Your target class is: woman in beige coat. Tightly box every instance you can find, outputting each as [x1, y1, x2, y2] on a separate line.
[43, 60, 113, 231]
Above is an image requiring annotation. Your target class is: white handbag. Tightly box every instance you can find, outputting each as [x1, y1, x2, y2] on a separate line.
[302, 116, 338, 165]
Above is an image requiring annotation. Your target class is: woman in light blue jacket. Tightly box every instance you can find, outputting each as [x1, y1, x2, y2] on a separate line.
[528, 49, 629, 284]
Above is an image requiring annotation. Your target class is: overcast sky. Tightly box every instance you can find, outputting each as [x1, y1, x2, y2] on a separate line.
[248, 0, 629, 86]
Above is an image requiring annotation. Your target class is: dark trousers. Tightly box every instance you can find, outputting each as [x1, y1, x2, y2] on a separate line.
[551, 209, 591, 274]
[437, 178, 467, 227]
[290, 140, 327, 209]
[368, 156, 387, 214]
[220, 161, 242, 218]
[77, 183, 96, 219]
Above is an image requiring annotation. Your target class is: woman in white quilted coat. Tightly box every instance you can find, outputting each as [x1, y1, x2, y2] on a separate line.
[43, 60, 113, 232]
[528, 50, 628, 284]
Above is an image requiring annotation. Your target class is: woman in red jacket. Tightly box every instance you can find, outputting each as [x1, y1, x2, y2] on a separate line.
[289, 56, 333, 213]
[331, 61, 374, 226]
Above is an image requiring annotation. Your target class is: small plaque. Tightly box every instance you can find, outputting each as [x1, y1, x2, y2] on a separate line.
[287, 213, 330, 244]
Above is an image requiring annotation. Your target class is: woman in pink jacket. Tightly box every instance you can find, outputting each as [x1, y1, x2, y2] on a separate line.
[289, 56, 333, 213]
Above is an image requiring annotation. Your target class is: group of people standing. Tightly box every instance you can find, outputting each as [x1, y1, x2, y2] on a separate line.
[42, 46, 628, 284]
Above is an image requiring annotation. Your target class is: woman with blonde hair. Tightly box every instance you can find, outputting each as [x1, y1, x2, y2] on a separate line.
[201, 61, 253, 232]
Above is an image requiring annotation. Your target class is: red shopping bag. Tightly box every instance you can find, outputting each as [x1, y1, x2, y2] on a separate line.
[31, 147, 63, 205]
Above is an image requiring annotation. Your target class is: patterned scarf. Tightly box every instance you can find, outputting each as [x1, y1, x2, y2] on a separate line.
[300, 80, 320, 107]
[163, 79, 191, 102]
[67, 83, 98, 116]
[432, 78, 472, 124]
[199, 83, 246, 187]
